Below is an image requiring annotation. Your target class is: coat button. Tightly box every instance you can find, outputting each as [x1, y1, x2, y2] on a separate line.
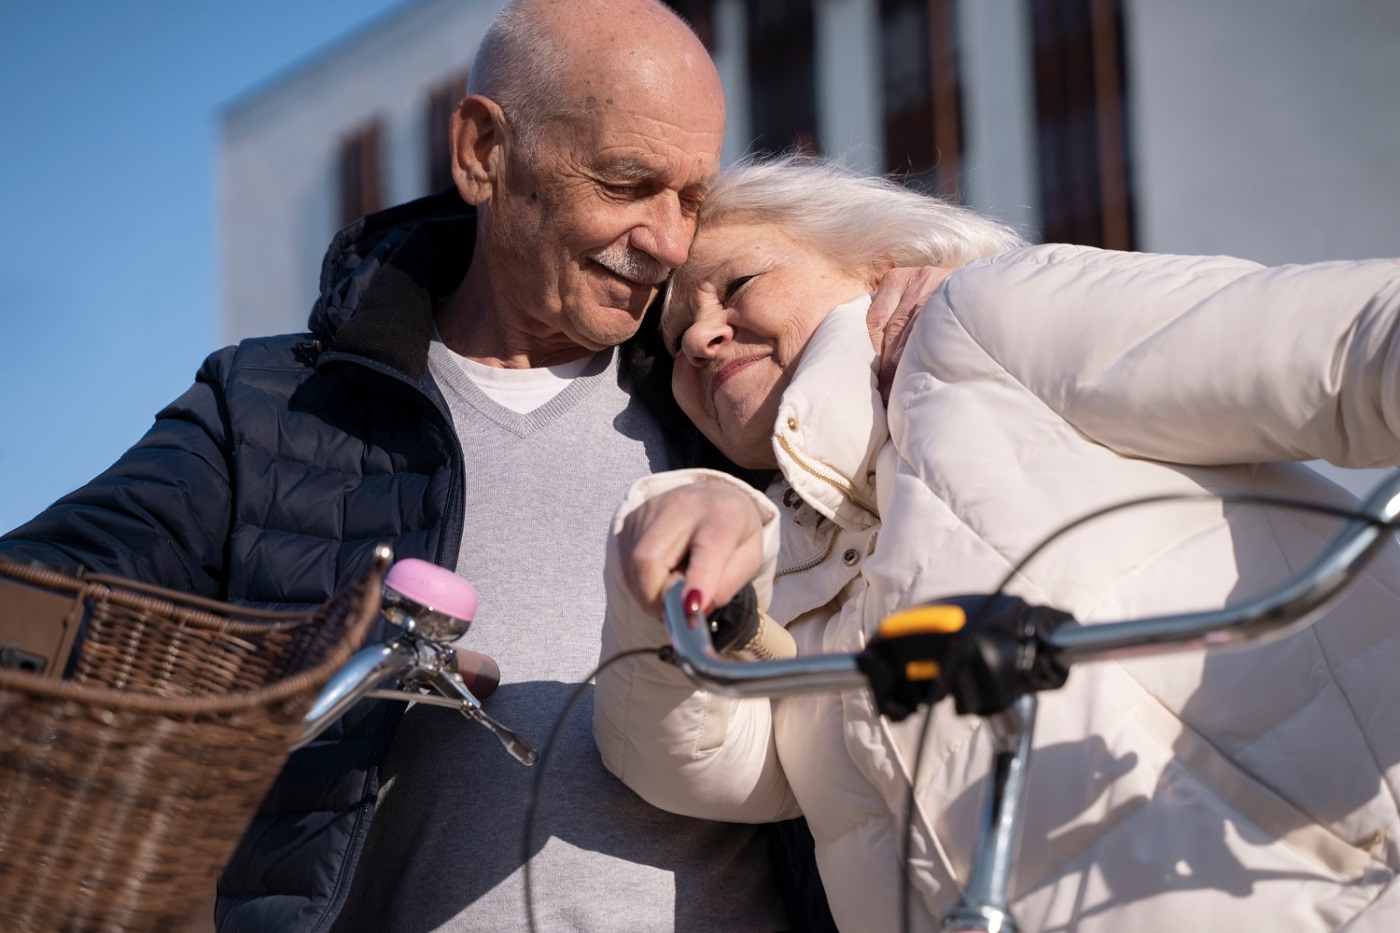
[842, 548, 860, 566]
[787, 416, 799, 431]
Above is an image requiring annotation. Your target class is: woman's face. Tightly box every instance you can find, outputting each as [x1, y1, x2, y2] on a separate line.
[664, 221, 879, 468]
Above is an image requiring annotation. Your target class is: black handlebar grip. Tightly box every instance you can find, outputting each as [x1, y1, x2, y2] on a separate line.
[707, 584, 761, 654]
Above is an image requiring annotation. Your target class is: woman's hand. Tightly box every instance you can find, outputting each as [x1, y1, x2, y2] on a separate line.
[618, 482, 769, 618]
[867, 265, 955, 402]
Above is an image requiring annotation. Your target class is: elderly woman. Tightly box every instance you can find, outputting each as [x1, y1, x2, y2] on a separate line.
[593, 156, 1400, 932]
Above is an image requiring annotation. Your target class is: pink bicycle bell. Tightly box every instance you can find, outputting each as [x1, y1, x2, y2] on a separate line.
[381, 558, 479, 643]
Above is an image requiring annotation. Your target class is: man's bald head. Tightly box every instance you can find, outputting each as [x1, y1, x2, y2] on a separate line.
[443, 0, 726, 366]
[469, 0, 722, 152]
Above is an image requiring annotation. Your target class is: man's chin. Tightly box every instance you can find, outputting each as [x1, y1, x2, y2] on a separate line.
[571, 303, 652, 349]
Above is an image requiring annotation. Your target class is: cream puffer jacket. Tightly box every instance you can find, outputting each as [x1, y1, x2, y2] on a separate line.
[594, 244, 1400, 932]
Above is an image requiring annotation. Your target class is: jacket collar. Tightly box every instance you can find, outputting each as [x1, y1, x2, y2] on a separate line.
[311, 189, 477, 381]
[773, 295, 886, 532]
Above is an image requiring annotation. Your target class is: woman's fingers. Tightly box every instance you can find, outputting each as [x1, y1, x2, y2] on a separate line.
[867, 265, 954, 402]
[619, 483, 767, 617]
[679, 500, 766, 613]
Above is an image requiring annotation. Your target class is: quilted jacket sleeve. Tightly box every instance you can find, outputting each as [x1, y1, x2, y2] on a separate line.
[593, 468, 801, 823]
[926, 245, 1400, 468]
[0, 347, 236, 597]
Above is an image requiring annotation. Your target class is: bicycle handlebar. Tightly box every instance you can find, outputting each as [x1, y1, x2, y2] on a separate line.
[662, 469, 1400, 706]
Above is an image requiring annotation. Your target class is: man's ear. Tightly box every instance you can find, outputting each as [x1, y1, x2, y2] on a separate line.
[451, 94, 507, 206]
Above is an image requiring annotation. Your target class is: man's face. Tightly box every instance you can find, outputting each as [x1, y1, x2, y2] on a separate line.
[484, 81, 725, 354]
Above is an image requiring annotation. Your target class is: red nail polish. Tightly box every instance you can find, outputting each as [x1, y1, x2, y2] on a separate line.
[683, 589, 704, 615]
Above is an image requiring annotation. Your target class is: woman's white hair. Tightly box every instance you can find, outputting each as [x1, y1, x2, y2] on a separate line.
[694, 154, 1026, 272]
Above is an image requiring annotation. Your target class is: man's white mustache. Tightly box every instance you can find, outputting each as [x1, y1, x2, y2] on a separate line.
[590, 244, 671, 286]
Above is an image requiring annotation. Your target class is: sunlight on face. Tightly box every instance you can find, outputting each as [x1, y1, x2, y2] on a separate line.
[666, 221, 878, 468]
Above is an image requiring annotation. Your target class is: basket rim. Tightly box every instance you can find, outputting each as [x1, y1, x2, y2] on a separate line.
[0, 561, 386, 715]
[1, 558, 315, 631]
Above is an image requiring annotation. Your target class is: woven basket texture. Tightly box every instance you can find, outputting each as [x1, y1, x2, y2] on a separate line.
[0, 557, 385, 932]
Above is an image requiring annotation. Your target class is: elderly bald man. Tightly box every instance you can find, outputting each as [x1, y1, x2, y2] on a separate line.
[0, 1, 932, 930]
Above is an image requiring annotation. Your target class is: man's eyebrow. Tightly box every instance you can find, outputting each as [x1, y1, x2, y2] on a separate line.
[595, 158, 714, 196]
[596, 157, 662, 181]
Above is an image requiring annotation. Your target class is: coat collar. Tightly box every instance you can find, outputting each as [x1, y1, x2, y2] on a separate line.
[773, 296, 887, 532]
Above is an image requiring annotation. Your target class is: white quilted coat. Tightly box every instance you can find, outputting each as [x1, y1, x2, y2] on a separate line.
[594, 244, 1400, 932]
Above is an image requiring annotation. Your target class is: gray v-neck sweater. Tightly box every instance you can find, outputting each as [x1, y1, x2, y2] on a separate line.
[333, 342, 785, 932]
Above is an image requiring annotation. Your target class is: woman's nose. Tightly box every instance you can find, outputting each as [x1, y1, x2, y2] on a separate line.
[680, 312, 730, 364]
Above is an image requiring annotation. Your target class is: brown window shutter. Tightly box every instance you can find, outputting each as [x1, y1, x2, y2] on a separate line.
[880, 0, 964, 197]
[338, 119, 384, 227]
[1031, 0, 1135, 248]
[426, 68, 470, 194]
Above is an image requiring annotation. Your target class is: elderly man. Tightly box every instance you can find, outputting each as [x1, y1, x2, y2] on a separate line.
[0, 1, 928, 930]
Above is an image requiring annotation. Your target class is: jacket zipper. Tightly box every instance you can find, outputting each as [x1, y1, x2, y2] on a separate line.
[316, 350, 466, 570]
[775, 524, 839, 579]
[776, 434, 879, 520]
[306, 350, 465, 933]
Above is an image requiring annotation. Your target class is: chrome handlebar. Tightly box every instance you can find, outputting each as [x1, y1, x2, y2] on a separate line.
[663, 469, 1400, 696]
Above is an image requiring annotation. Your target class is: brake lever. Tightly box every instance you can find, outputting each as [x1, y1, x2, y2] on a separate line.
[428, 669, 538, 765]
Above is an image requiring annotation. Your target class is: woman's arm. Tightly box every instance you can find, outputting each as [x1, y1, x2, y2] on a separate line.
[593, 469, 801, 823]
[915, 245, 1400, 468]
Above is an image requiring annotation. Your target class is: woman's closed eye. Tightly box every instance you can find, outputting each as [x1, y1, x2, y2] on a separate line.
[722, 275, 756, 305]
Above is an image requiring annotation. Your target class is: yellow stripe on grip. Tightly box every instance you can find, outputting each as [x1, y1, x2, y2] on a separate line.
[878, 604, 966, 638]
[905, 660, 941, 681]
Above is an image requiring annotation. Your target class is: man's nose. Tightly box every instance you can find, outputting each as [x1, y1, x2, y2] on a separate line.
[632, 194, 692, 270]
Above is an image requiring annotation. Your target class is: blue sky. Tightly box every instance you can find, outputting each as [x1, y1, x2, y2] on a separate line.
[0, 0, 407, 532]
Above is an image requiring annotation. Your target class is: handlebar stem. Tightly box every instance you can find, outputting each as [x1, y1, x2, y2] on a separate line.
[942, 693, 1037, 933]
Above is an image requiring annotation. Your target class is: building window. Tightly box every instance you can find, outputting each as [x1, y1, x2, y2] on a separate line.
[880, 0, 963, 195]
[747, 0, 820, 156]
[338, 119, 384, 226]
[426, 69, 471, 194]
[663, 0, 716, 51]
[1030, 0, 1135, 248]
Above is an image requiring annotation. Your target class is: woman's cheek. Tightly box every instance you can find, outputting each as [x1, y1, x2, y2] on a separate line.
[672, 369, 707, 426]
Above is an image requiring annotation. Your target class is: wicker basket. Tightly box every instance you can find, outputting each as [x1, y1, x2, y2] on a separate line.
[0, 554, 387, 932]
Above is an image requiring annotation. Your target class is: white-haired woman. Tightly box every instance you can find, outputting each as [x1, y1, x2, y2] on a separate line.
[593, 155, 1400, 932]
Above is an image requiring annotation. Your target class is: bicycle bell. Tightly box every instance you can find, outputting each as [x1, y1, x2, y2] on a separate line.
[380, 557, 478, 642]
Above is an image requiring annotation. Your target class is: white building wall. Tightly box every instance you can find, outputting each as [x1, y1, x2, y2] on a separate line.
[1124, 0, 1400, 264]
[712, 0, 753, 166]
[220, 0, 504, 344]
[956, 0, 1039, 236]
[814, 0, 884, 175]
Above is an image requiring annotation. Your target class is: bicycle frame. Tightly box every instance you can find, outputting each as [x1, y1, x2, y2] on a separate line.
[661, 470, 1400, 933]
